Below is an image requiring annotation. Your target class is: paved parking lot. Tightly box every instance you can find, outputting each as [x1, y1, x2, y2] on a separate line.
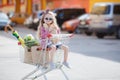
[0, 26, 120, 80]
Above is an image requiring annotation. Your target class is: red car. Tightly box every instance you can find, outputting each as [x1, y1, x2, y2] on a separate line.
[62, 18, 80, 33]
[62, 14, 91, 34]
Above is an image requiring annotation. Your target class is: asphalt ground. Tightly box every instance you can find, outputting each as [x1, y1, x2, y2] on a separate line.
[0, 26, 120, 80]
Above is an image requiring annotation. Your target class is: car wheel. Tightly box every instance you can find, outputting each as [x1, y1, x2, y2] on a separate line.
[0, 27, 4, 30]
[68, 31, 73, 33]
[33, 22, 39, 30]
[116, 27, 120, 39]
[85, 31, 92, 36]
[96, 33, 105, 39]
[74, 27, 81, 34]
[10, 23, 16, 27]
[34, 26, 38, 30]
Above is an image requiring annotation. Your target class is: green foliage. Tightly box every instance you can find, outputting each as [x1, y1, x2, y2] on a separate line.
[24, 34, 39, 48]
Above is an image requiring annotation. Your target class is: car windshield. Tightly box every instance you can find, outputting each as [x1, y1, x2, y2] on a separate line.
[91, 5, 111, 14]
[0, 13, 9, 20]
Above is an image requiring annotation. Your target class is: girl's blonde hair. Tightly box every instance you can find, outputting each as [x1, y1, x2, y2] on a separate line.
[37, 10, 59, 39]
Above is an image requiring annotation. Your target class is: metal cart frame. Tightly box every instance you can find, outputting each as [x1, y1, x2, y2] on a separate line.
[21, 34, 72, 80]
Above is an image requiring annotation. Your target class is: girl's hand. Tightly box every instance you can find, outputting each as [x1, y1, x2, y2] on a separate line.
[47, 33, 52, 38]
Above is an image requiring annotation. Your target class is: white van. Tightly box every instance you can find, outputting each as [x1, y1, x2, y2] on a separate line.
[89, 2, 120, 39]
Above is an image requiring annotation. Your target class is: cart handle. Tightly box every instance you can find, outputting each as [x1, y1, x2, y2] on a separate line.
[4, 25, 14, 33]
[48, 33, 74, 38]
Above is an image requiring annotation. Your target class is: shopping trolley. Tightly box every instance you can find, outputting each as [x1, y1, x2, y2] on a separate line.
[20, 34, 73, 80]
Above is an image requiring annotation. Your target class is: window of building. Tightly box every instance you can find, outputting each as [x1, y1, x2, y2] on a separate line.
[7, 0, 13, 5]
[33, 4, 40, 12]
[21, 0, 24, 4]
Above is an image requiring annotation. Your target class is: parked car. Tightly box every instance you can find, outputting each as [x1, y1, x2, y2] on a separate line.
[89, 2, 120, 39]
[24, 15, 33, 27]
[53, 8, 86, 28]
[10, 13, 29, 24]
[77, 14, 92, 35]
[62, 14, 92, 34]
[0, 12, 14, 30]
[62, 17, 80, 33]
[24, 11, 43, 30]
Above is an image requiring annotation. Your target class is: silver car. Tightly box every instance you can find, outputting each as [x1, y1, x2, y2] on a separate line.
[0, 12, 12, 30]
[77, 14, 93, 35]
[89, 2, 120, 39]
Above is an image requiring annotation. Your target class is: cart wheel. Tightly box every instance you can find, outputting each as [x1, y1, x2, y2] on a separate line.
[32, 76, 37, 80]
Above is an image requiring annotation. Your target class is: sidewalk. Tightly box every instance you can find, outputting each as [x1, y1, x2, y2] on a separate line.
[0, 33, 120, 80]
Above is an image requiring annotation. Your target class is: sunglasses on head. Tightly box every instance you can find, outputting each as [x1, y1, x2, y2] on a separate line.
[45, 17, 53, 21]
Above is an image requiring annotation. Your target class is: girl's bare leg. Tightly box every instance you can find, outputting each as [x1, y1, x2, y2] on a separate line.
[46, 51, 49, 64]
[49, 45, 56, 62]
[49, 45, 56, 68]
[61, 45, 69, 62]
[61, 45, 70, 68]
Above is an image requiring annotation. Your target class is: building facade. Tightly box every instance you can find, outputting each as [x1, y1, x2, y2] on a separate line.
[47, 0, 120, 13]
[0, 0, 25, 13]
[0, 0, 43, 15]
[0, 0, 120, 14]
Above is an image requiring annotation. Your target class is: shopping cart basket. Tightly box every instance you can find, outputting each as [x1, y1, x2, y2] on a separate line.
[20, 34, 73, 80]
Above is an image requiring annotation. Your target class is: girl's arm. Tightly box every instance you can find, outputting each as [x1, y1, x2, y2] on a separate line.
[50, 24, 61, 44]
[36, 26, 41, 39]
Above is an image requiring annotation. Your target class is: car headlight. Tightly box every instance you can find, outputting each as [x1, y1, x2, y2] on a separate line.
[80, 21, 85, 25]
[33, 18, 39, 23]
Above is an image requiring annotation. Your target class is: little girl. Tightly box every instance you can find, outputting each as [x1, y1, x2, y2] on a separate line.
[37, 10, 70, 68]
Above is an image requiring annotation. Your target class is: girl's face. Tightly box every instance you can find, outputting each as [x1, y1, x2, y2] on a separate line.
[44, 14, 53, 25]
